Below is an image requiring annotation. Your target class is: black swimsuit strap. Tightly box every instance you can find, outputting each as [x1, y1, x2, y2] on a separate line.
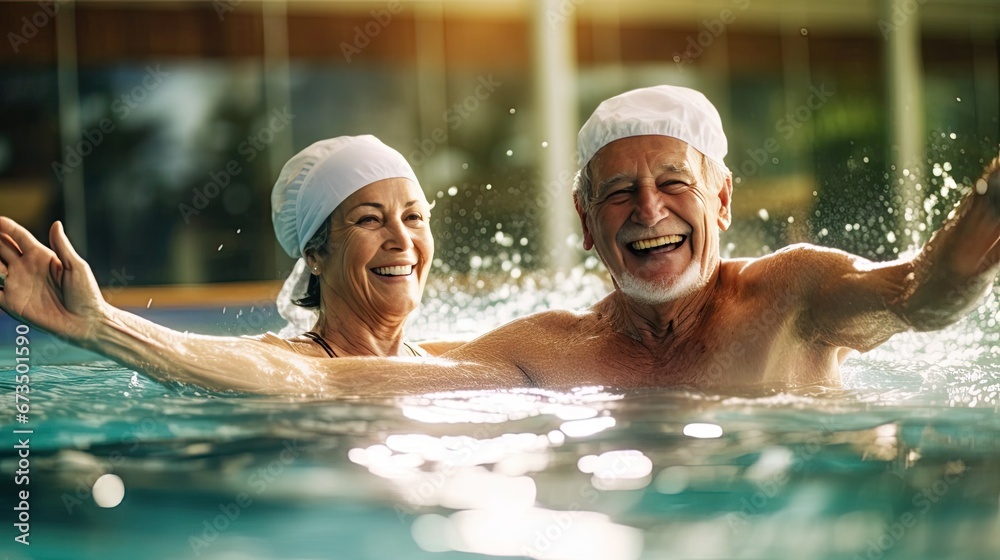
[303, 331, 338, 358]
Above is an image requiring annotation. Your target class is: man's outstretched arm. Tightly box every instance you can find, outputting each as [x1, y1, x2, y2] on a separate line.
[794, 157, 1000, 351]
[0, 217, 525, 396]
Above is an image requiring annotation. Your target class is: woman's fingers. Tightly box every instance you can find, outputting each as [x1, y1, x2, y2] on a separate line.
[50, 221, 82, 270]
[0, 217, 42, 255]
[0, 232, 22, 266]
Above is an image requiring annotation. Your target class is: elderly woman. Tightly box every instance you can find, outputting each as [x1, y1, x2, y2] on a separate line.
[0, 135, 462, 393]
[259, 134, 456, 358]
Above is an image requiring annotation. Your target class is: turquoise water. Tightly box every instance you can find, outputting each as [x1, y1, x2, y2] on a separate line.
[1, 279, 999, 560]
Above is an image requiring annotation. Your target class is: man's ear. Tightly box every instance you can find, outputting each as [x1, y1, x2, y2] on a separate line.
[718, 174, 733, 231]
[574, 192, 594, 250]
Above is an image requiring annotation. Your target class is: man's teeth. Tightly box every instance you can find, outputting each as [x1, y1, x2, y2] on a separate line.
[373, 265, 413, 276]
[631, 235, 684, 251]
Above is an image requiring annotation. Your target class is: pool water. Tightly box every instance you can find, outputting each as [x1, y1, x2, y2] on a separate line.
[1, 276, 999, 560]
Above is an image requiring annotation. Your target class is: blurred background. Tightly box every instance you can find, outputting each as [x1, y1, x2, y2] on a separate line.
[0, 0, 997, 294]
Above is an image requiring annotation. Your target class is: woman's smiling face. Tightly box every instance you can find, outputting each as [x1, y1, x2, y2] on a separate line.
[308, 178, 434, 322]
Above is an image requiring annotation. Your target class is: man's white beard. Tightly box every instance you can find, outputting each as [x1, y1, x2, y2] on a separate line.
[618, 260, 705, 305]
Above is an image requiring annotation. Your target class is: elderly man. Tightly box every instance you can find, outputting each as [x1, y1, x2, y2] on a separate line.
[1, 86, 998, 395]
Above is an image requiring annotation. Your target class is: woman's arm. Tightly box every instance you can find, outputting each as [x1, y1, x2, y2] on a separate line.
[0, 218, 527, 396]
[0, 218, 326, 394]
[415, 339, 468, 356]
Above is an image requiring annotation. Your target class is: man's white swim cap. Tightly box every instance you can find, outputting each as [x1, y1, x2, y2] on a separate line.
[271, 135, 419, 258]
[577, 85, 728, 171]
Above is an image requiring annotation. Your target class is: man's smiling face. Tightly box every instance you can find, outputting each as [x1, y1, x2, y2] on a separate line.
[578, 135, 732, 304]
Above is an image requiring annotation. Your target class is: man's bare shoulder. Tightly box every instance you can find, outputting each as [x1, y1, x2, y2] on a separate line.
[443, 308, 598, 360]
[724, 243, 874, 291]
[482, 307, 598, 339]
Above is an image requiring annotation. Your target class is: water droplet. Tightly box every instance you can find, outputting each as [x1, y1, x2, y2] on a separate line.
[506, 149, 514, 157]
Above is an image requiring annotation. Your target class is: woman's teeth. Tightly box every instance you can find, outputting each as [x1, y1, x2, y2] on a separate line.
[373, 265, 414, 276]
[631, 235, 684, 251]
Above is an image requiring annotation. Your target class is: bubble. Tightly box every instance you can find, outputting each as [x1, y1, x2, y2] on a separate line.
[863, 156, 870, 163]
[92, 474, 125, 508]
[949, 133, 957, 140]
[787, 216, 794, 223]
[448, 186, 458, 196]
[486, 184, 492, 190]
[506, 150, 513, 157]
[217, 244, 223, 251]
[462, 162, 469, 169]
[509, 108, 516, 114]
[758, 209, 769, 221]
[800, 27, 808, 36]
[541, 141, 548, 148]
[772, 157, 779, 164]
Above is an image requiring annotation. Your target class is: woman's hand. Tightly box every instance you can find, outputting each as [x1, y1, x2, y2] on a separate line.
[0, 218, 108, 343]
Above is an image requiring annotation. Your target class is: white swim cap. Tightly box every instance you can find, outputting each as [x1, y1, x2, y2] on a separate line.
[271, 135, 420, 258]
[577, 85, 728, 171]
